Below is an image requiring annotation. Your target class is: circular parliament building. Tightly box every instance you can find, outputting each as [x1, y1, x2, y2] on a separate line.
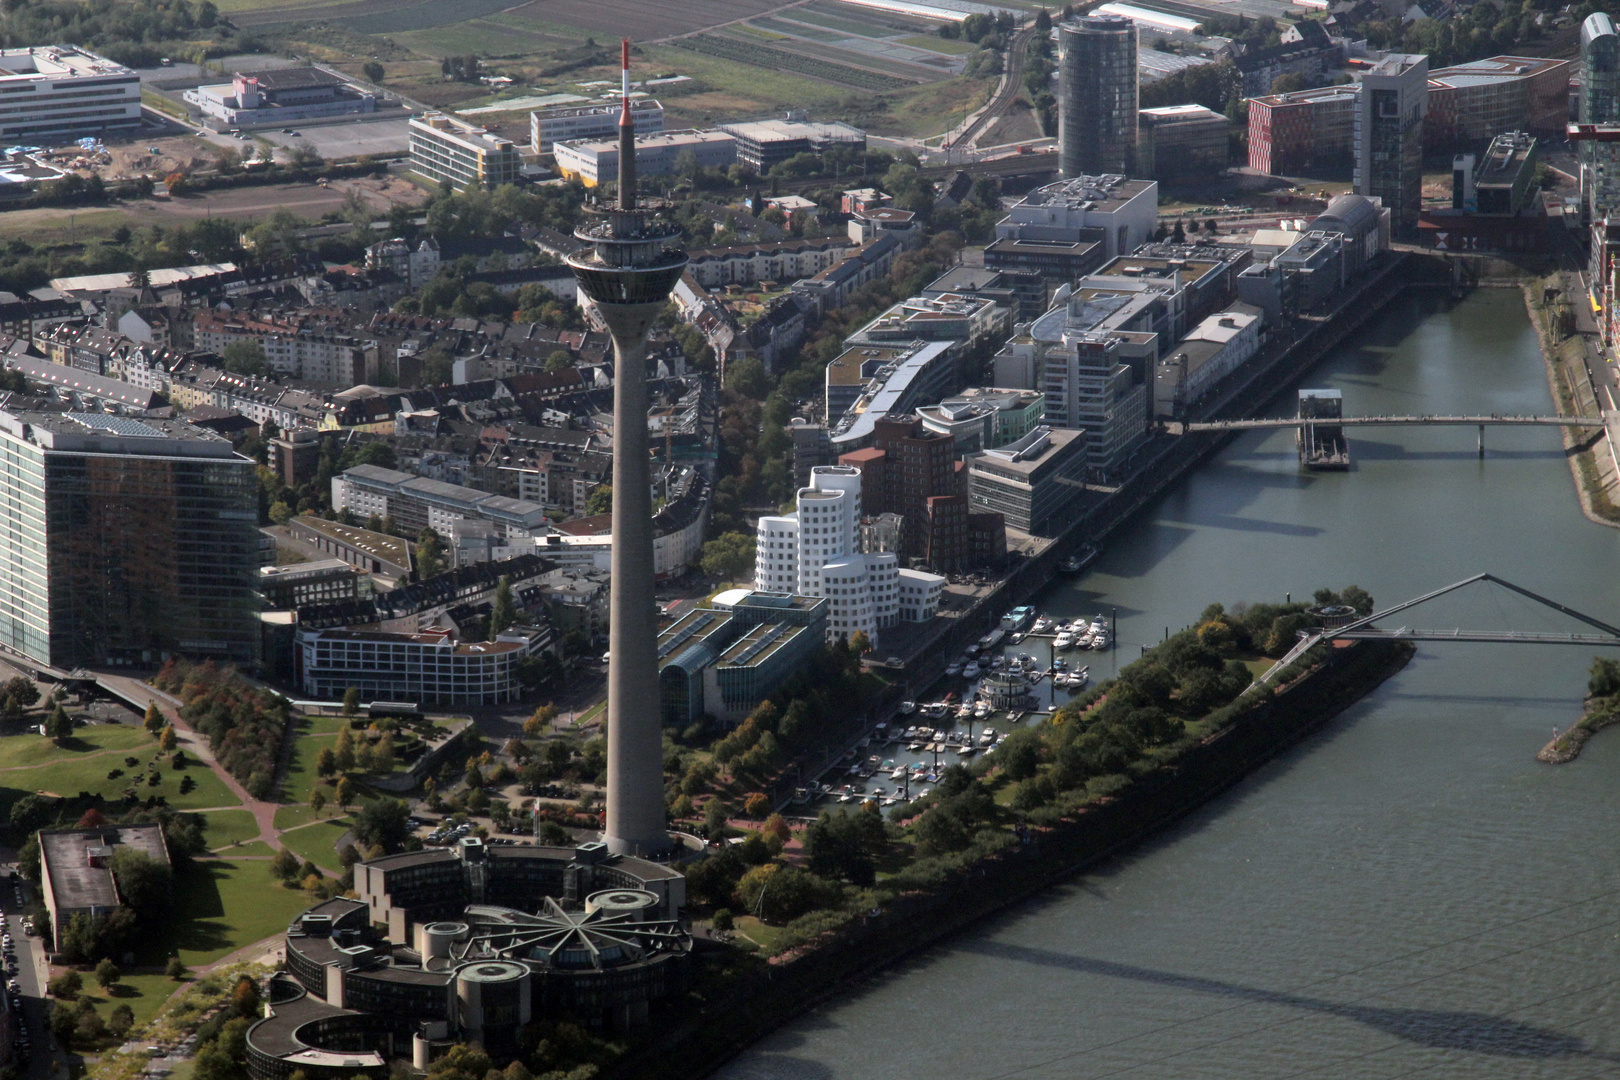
[246, 839, 690, 1080]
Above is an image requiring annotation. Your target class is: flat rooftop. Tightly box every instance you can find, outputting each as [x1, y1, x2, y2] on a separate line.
[40, 824, 167, 911]
[290, 515, 412, 567]
[0, 410, 240, 458]
[0, 46, 133, 82]
[1016, 175, 1156, 214]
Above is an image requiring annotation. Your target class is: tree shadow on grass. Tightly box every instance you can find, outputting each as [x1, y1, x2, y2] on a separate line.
[140, 861, 230, 964]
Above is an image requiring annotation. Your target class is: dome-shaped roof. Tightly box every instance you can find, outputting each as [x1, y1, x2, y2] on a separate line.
[1314, 194, 1380, 235]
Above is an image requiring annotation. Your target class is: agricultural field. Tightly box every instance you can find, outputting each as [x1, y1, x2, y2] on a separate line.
[242, 0, 1000, 140]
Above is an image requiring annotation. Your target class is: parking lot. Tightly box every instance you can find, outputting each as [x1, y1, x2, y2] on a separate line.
[249, 114, 414, 161]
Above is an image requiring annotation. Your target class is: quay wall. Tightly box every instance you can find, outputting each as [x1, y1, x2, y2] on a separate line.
[619, 638, 1415, 1080]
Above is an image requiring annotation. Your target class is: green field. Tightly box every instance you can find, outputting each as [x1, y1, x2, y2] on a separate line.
[900, 34, 977, 54]
[280, 716, 347, 800]
[273, 804, 340, 830]
[219, 841, 276, 858]
[161, 859, 315, 967]
[77, 972, 187, 1033]
[199, 809, 262, 850]
[0, 727, 242, 812]
[278, 819, 355, 873]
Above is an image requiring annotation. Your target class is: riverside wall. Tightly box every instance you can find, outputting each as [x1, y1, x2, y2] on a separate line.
[614, 638, 1415, 1080]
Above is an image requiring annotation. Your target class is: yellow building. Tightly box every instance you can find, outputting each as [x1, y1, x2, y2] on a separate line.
[408, 112, 520, 191]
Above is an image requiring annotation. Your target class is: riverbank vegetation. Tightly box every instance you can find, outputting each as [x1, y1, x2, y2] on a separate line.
[681, 587, 1374, 957]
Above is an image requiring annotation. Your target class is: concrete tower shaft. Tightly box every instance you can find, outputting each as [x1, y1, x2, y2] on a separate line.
[566, 39, 687, 857]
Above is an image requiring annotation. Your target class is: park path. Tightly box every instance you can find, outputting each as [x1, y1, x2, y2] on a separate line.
[93, 675, 283, 852]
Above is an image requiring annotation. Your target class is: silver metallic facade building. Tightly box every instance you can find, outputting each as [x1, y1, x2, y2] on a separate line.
[567, 41, 689, 857]
[0, 411, 259, 670]
[1353, 53, 1427, 239]
[1581, 13, 1620, 222]
[1058, 15, 1138, 178]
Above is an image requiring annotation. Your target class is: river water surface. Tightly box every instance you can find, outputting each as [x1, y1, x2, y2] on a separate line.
[714, 287, 1620, 1080]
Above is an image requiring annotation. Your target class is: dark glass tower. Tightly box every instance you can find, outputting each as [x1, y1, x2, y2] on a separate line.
[1058, 14, 1138, 177]
[567, 40, 688, 856]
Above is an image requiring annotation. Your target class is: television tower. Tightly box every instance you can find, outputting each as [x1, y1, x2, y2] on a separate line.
[568, 40, 688, 856]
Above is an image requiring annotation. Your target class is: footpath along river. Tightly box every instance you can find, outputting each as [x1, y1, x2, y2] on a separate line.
[713, 287, 1620, 1080]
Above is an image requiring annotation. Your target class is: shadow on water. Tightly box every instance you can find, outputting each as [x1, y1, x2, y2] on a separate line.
[959, 941, 1609, 1060]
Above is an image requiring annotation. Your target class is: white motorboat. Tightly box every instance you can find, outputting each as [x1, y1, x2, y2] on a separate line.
[974, 702, 990, 719]
[1031, 616, 1052, 634]
[890, 766, 907, 779]
[1053, 633, 1075, 651]
[963, 661, 981, 678]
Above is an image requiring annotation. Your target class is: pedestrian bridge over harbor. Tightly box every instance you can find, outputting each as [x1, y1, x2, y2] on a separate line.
[1169, 415, 1607, 433]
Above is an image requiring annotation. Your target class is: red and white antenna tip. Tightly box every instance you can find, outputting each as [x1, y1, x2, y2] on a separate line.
[620, 38, 632, 118]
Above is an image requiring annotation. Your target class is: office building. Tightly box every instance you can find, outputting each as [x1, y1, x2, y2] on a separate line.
[185, 68, 373, 128]
[923, 265, 1046, 322]
[295, 624, 549, 704]
[1152, 304, 1263, 418]
[0, 411, 258, 670]
[1137, 105, 1229, 181]
[257, 559, 373, 610]
[916, 387, 1046, 453]
[38, 825, 169, 953]
[656, 590, 827, 724]
[1245, 84, 1358, 176]
[837, 415, 958, 565]
[1354, 54, 1428, 238]
[0, 46, 139, 141]
[994, 175, 1159, 265]
[332, 465, 550, 539]
[566, 42, 690, 857]
[1425, 55, 1569, 151]
[552, 129, 735, 187]
[287, 515, 413, 579]
[1058, 15, 1138, 177]
[530, 98, 662, 151]
[754, 466, 943, 644]
[717, 118, 865, 173]
[1580, 14, 1620, 224]
[965, 427, 1090, 536]
[409, 113, 520, 191]
[826, 340, 960, 448]
[1473, 132, 1539, 216]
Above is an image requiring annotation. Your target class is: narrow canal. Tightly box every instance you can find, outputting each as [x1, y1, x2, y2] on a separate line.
[714, 287, 1620, 1080]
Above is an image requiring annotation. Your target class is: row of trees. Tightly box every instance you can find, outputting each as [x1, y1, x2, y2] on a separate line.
[152, 659, 290, 797]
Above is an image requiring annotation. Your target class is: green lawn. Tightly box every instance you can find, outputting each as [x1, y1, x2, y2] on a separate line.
[0, 741, 241, 811]
[899, 33, 976, 54]
[158, 860, 314, 968]
[280, 717, 346, 800]
[78, 971, 185, 1033]
[198, 809, 261, 849]
[0, 724, 151, 769]
[217, 841, 276, 858]
[278, 819, 355, 873]
[273, 804, 341, 830]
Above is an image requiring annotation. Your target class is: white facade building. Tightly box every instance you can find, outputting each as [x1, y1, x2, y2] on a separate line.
[754, 465, 943, 645]
[0, 46, 139, 141]
[530, 98, 663, 151]
[553, 129, 735, 187]
[994, 175, 1159, 261]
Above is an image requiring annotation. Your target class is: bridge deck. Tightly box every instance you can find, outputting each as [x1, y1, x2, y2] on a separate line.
[1177, 415, 1605, 432]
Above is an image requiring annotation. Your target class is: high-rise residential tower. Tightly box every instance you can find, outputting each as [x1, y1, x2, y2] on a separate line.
[1058, 15, 1138, 178]
[0, 410, 259, 670]
[567, 41, 688, 857]
[1353, 53, 1427, 239]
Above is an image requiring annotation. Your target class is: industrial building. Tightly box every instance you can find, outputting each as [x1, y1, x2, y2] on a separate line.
[656, 590, 828, 724]
[1137, 105, 1229, 181]
[39, 825, 169, 953]
[1057, 15, 1138, 177]
[530, 98, 663, 152]
[185, 68, 374, 128]
[246, 842, 687, 1079]
[965, 427, 1090, 535]
[0, 410, 259, 670]
[294, 623, 550, 705]
[1354, 54, 1428, 238]
[0, 46, 139, 142]
[552, 129, 736, 187]
[717, 118, 865, 173]
[409, 113, 520, 192]
[1245, 84, 1357, 177]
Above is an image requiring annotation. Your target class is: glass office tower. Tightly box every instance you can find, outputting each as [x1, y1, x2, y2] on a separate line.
[0, 411, 259, 670]
[1059, 15, 1138, 178]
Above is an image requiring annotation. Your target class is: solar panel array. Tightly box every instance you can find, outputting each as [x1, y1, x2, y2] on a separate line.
[67, 413, 163, 438]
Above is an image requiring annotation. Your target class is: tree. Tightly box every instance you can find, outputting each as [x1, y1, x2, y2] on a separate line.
[49, 971, 82, 999]
[585, 484, 613, 516]
[76, 1007, 106, 1044]
[362, 60, 385, 83]
[166, 956, 187, 980]
[342, 687, 361, 716]
[94, 959, 121, 989]
[334, 776, 355, 808]
[489, 575, 517, 637]
[112, 848, 171, 919]
[1270, 72, 1308, 94]
[711, 908, 734, 932]
[108, 1003, 135, 1038]
[48, 702, 72, 743]
[351, 798, 411, 851]
[232, 975, 260, 1017]
[723, 356, 770, 399]
[334, 727, 356, 773]
[848, 629, 872, 656]
[524, 702, 559, 737]
[309, 788, 327, 815]
[544, 350, 574, 373]
[1205, 219, 1219, 235]
[700, 531, 756, 582]
[159, 725, 178, 751]
[743, 792, 770, 818]
[270, 847, 300, 881]
[316, 747, 337, 777]
[4, 677, 38, 709]
[415, 528, 446, 579]
[221, 340, 268, 377]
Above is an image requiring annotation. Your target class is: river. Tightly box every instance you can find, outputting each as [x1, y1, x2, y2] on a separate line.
[713, 287, 1620, 1080]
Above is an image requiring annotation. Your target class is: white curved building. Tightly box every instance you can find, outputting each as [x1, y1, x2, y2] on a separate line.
[754, 466, 942, 646]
